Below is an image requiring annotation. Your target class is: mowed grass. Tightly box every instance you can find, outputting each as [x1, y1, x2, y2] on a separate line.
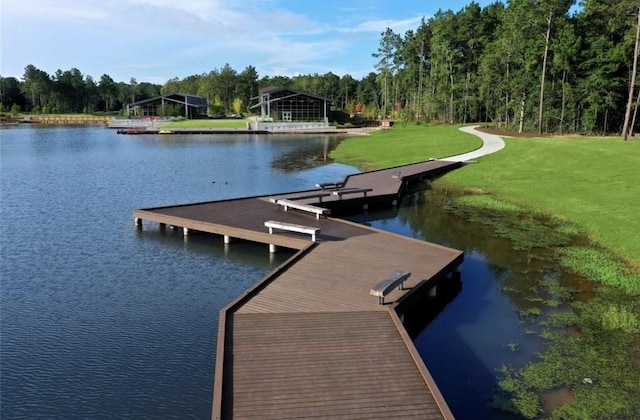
[438, 135, 640, 267]
[160, 119, 248, 129]
[331, 124, 640, 268]
[329, 123, 482, 170]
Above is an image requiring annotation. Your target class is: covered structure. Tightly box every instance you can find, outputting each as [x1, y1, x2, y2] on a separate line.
[251, 87, 331, 123]
[127, 93, 208, 118]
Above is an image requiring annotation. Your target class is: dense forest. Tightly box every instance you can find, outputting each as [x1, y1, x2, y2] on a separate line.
[1, 0, 638, 136]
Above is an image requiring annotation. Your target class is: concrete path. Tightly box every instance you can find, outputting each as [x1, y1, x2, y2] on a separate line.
[444, 125, 505, 162]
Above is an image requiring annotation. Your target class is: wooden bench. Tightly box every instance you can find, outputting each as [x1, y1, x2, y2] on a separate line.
[274, 199, 330, 219]
[370, 270, 411, 305]
[332, 187, 373, 199]
[316, 181, 345, 190]
[264, 220, 320, 242]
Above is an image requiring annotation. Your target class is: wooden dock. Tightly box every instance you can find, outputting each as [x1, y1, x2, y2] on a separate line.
[133, 160, 464, 419]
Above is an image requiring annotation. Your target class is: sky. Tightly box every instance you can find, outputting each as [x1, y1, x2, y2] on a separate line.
[1, 0, 495, 85]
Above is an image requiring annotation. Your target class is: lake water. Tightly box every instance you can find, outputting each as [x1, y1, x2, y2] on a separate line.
[1, 125, 539, 419]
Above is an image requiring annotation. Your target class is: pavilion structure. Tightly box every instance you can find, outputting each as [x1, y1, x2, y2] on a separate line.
[126, 93, 208, 119]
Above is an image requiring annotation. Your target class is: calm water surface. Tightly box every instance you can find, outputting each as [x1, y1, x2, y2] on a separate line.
[1, 125, 540, 419]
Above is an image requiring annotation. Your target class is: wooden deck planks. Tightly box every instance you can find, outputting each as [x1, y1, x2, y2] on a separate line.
[224, 312, 444, 419]
[340, 160, 462, 195]
[134, 160, 464, 419]
[237, 233, 462, 314]
[135, 197, 375, 250]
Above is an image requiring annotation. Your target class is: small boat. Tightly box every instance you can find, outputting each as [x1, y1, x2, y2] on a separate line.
[158, 129, 173, 134]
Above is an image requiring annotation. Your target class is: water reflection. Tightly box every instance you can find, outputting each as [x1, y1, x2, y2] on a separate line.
[269, 134, 345, 172]
[400, 274, 463, 340]
[349, 188, 553, 419]
[0, 126, 353, 419]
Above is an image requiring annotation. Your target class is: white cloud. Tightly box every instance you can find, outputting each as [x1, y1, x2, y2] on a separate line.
[342, 16, 425, 34]
[2, 0, 111, 21]
[1, 0, 423, 82]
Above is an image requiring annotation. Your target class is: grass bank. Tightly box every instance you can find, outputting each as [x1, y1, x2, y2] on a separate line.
[437, 134, 640, 268]
[329, 123, 482, 170]
[332, 124, 640, 417]
[159, 119, 248, 129]
[331, 124, 640, 269]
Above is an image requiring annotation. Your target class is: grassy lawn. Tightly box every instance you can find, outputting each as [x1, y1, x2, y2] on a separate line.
[438, 135, 640, 267]
[159, 119, 248, 129]
[329, 123, 483, 170]
[331, 124, 640, 268]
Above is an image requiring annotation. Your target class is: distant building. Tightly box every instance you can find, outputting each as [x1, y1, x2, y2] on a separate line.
[127, 93, 208, 118]
[251, 87, 332, 123]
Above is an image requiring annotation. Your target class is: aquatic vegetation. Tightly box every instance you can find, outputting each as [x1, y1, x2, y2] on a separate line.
[442, 188, 640, 418]
[497, 296, 640, 419]
[600, 303, 640, 333]
[454, 193, 524, 213]
[558, 247, 640, 295]
[444, 192, 576, 251]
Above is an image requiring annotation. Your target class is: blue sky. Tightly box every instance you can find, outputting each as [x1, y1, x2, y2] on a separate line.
[2, 0, 494, 84]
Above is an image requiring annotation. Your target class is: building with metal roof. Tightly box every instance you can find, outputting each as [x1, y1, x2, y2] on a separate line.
[127, 93, 208, 118]
[251, 87, 332, 123]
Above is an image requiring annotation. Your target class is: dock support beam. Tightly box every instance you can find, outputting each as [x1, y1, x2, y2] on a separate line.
[183, 227, 190, 236]
[428, 285, 438, 297]
[269, 244, 277, 253]
[134, 217, 142, 228]
[224, 235, 232, 244]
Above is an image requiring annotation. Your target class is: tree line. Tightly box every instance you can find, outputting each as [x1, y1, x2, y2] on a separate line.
[374, 0, 639, 136]
[1, 0, 638, 136]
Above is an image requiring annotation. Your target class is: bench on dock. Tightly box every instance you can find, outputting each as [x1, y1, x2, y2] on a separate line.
[316, 181, 345, 190]
[332, 187, 373, 199]
[370, 270, 411, 305]
[274, 199, 330, 219]
[264, 220, 320, 242]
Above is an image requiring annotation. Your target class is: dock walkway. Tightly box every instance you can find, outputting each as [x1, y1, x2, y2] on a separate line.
[134, 160, 465, 419]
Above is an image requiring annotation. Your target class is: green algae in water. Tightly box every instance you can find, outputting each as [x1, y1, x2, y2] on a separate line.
[444, 193, 575, 251]
[441, 189, 640, 418]
[496, 296, 640, 419]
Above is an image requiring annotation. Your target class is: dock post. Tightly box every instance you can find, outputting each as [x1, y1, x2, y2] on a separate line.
[451, 265, 462, 280]
[134, 217, 142, 228]
[363, 203, 368, 210]
[428, 285, 437, 297]
[269, 244, 277, 253]
[159, 223, 166, 230]
[183, 227, 190, 236]
[224, 235, 231, 244]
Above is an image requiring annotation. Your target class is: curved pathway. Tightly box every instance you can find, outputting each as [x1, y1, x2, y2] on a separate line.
[444, 125, 505, 162]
